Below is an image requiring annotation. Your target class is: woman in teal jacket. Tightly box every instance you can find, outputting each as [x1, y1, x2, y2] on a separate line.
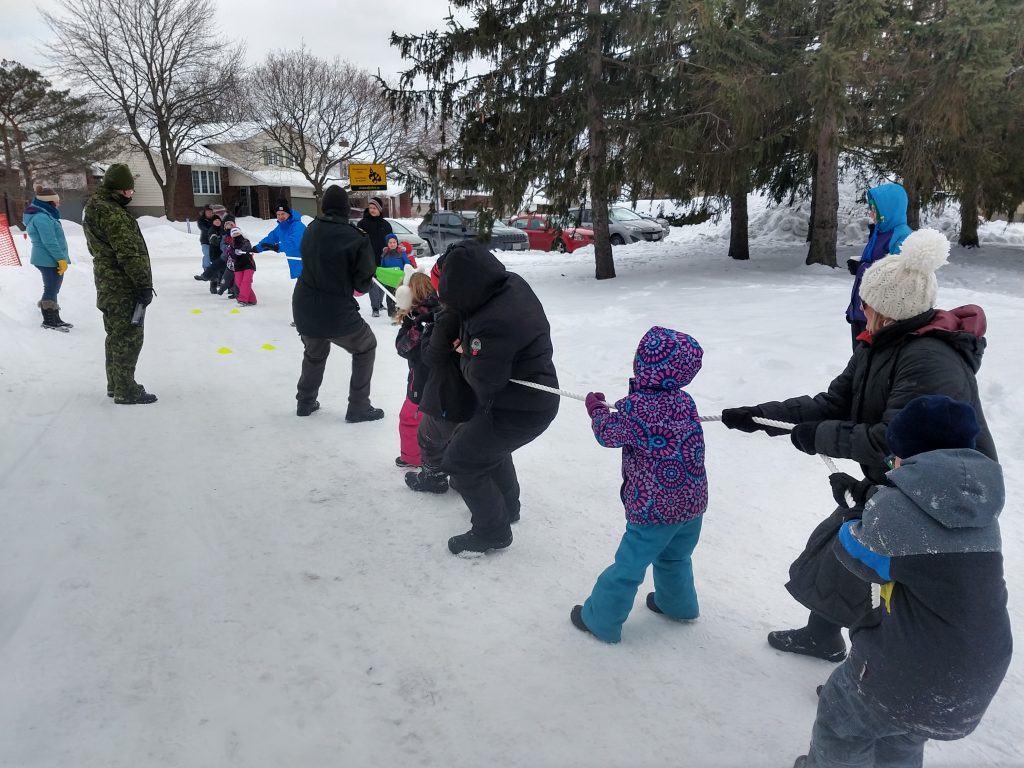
[23, 183, 73, 330]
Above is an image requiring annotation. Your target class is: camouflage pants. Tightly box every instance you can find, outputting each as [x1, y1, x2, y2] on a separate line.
[100, 297, 145, 399]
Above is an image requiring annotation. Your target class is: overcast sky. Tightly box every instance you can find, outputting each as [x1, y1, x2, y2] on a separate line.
[1, 0, 456, 84]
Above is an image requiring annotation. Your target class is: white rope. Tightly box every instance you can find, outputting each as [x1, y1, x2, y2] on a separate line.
[509, 378, 588, 402]
[372, 276, 397, 298]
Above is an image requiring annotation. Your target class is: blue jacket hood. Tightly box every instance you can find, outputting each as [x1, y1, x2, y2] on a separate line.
[632, 326, 703, 391]
[867, 184, 909, 235]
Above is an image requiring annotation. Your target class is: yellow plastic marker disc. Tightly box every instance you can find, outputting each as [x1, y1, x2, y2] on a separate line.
[191, 309, 203, 314]
[217, 347, 233, 354]
[261, 344, 276, 351]
[229, 309, 240, 314]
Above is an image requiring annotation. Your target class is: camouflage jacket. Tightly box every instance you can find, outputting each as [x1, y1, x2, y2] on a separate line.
[84, 187, 152, 303]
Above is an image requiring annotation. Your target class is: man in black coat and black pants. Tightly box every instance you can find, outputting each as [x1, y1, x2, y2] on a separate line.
[357, 196, 393, 317]
[438, 241, 559, 555]
[292, 186, 384, 422]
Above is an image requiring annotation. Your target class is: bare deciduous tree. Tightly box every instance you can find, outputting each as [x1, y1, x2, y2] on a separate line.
[44, 0, 239, 216]
[246, 47, 416, 210]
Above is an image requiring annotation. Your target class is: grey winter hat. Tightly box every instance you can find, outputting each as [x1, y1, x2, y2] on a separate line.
[859, 228, 949, 320]
[368, 196, 385, 213]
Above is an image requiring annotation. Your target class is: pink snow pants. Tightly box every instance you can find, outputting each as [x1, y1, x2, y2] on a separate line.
[399, 397, 423, 466]
[236, 269, 257, 304]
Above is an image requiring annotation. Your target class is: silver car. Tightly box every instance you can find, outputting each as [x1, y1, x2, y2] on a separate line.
[569, 206, 665, 245]
[418, 210, 530, 253]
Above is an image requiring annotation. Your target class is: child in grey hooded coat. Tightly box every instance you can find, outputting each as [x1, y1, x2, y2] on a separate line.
[796, 395, 1011, 768]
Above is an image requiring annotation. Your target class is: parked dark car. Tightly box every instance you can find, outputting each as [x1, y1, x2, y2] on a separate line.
[508, 214, 595, 253]
[418, 211, 530, 253]
[568, 206, 665, 245]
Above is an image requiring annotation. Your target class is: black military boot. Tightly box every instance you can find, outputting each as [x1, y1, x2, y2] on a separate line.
[405, 469, 449, 494]
[113, 385, 158, 405]
[447, 528, 512, 556]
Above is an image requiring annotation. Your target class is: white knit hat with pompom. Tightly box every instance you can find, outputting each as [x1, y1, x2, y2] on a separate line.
[859, 228, 950, 321]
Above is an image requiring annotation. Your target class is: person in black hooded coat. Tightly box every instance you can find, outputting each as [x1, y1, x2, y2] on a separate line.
[722, 229, 997, 664]
[291, 186, 383, 422]
[357, 196, 393, 316]
[437, 240, 559, 555]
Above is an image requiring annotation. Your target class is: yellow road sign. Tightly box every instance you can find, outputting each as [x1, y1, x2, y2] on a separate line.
[349, 163, 387, 191]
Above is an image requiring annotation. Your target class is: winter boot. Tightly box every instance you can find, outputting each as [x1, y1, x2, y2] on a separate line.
[570, 605, 595, 636]
[296, 400, 320, 417]
[345, 405, 384, 423]
[53, 305, 73, 328]
[39, 301, 68, 332]
[209, 280, 218, 294]
[646, 592, 665, 615]
[447, 529, 513, 556]
[405, 469, 449, 494]
[767, 626, 847, 662]
[113, 385, 158, 405]
[395, 456, 419, 469]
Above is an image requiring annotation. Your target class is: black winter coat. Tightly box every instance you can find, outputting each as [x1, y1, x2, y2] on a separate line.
[438, 240, 559, 413]
[418, 305, 477, 423]
[758, 306, 996, 484]
[292, 214, 376, 338]
[356, 210, 394, 267]
[231, 236, 256, 271]
[758, 305, 997, 627]
[396, 294, 441, 404]
[198, 214, 213, 244]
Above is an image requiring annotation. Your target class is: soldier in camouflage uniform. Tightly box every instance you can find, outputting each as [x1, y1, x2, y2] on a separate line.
[83, 163, 157, 405]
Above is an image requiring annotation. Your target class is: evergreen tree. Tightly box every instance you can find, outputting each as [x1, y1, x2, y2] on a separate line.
[0, 60, 114, 214]
[389, 0, 665, 279]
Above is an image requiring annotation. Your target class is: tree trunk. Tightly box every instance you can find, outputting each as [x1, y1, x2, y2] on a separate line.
[806, 152, 816, 243]
[958, 178, 980, 248]
[587, 0, 615, 280]
[728, 187, 749, 260]
[806, 113, 839, 267]
[906, 183, 921, 230]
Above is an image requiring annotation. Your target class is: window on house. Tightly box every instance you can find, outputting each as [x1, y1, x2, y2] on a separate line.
[262, 146, 290, 167]
[191, 169, 221, 195]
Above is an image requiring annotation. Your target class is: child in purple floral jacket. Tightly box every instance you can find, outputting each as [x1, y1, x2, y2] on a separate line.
[571, 326, 708, 643]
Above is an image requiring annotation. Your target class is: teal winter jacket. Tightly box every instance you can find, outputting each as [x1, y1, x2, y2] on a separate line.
[24, 199, 69, 268]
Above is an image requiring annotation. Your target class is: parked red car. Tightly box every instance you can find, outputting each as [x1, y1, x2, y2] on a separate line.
[508, 214, 595, 253]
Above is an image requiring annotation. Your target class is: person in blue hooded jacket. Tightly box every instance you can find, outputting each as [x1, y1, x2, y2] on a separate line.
[24, 182, 73, 330]
[254, 198, 307, 278]
[845, 183, 913, 348]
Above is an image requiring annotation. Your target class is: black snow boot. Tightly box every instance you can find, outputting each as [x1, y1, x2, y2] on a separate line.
[39, 301, 68, 332]
[767, 626, 847, 662]
[345, 405, 384, 423]
[296, 400, 320, 417]
[447, 529, 512, 556]
[53, 305, 73, 328]
[405, 469, 449, 494]
[570, 605, 594, 636]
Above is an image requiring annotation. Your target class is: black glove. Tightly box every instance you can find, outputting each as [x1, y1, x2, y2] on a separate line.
[721, 406, 788, 437]
[846, 258, 860, 276]
[721, 406, 761, 433]
[135, 287, 155, 306]
[790, 421, 821, 454]
[260, 242, 279, 252]
[829, 472, 875, 508]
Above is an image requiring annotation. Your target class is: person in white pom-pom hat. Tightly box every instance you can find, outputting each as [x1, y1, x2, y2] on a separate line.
[719, 228, 998, 664]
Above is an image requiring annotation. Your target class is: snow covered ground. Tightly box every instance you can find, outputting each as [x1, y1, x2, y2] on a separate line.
[1, 217, 1022, 768]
